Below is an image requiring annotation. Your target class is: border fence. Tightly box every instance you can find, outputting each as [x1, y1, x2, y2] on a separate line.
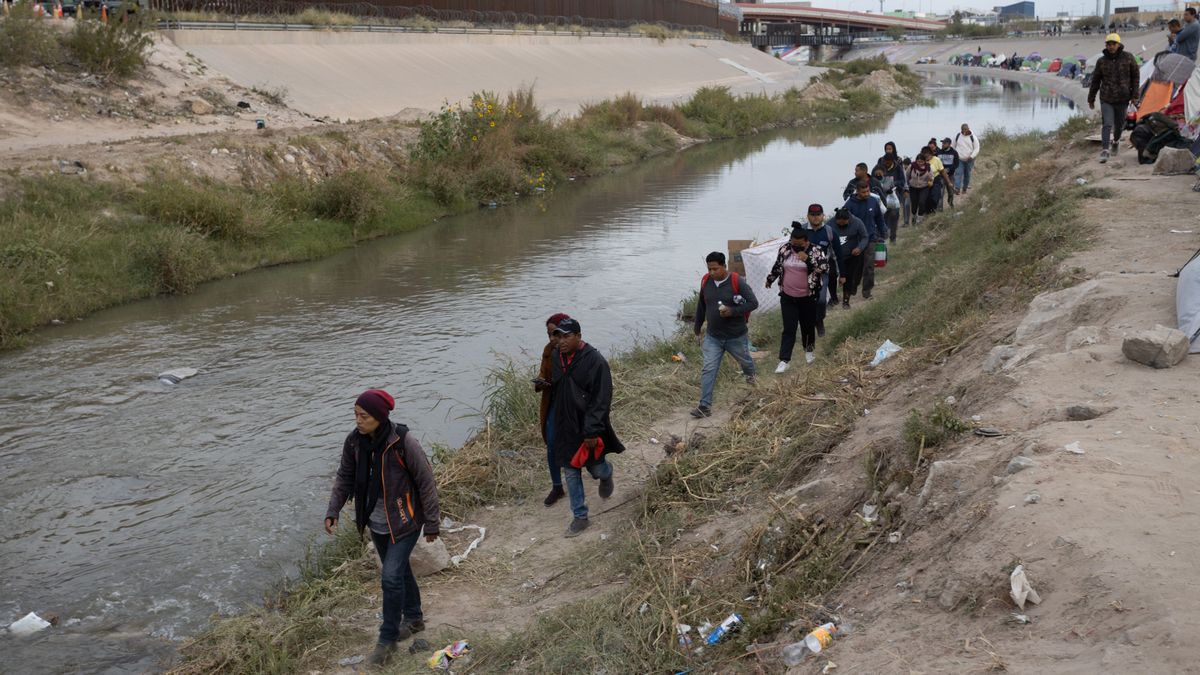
[147, 0, 740, 35]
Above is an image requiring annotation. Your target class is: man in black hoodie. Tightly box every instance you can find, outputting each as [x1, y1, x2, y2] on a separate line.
[326, 389, 441, 668]
[549, 318, 625, 538]
[1088, 33, 1140, 163]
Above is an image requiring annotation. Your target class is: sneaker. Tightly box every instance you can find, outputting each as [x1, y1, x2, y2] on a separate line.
[396, 620, 426, 641]
[565, 517, 590, 537]
[690, 406, 712, 419]
[1111, 143, 1119, 156]
[745, 375, 757, 386]
[863, 292, 872, 300]
[817, 321, 826, 337]
[805, 352, 815, 364]
[774, 360, 789, 374]
[1099, 149, 1109, 163]
[842, 299, 850, 309]
[366, 641, 397, 668]
[598, 477, 614, 499]
[543, 485, 565, 507]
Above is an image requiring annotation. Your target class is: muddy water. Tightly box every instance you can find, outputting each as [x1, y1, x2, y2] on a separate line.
[0, 76, 1075, 672]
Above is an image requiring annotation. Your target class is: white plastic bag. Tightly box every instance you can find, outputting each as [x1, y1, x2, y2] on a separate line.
[8, 612, 51, 636]
[1010, 564, 1042, 610]
[869, 340, 902, 366]
[885, 193, 900, 211]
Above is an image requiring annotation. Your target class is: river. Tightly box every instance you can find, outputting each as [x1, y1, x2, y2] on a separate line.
[0, 73, 1078, 673]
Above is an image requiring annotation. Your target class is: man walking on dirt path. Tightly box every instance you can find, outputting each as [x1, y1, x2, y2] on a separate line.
[548, 318, 625, 538]
[1176, 8, 1199, 61]
[832, 208, 870, 309]
[953, 124, 980, 193]
[842, 181, 886, 300]
[1089, 33, 1141, 163]
[692, 251, 759, 419]
[938, 137, 960, 208]
[325, 389, 441, 669]
[801, 204, 840, 336]
[535, 313, 570, 507]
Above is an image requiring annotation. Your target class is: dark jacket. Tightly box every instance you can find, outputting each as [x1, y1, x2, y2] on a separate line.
[874, 160, 907, 194]
[765, 242, 830, 296]
[1088, 45, 1140, 105]
[538, 341, 554, 440]
[327, 422, 441, 542]
[694, 272, 759, 339]
[842, 175, 884, 201]
[832, 215, 870, 265]
[842, 193, 888, 242]
[937, 146, 960, 176]
[548, 342, 625, 468]
[803, 222, 840, 281]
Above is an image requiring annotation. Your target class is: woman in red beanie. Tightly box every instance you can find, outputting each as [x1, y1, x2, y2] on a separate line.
[325, 389, 441, 668]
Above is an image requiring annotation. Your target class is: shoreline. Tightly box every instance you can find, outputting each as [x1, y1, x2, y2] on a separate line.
[0, 61, 923, 350]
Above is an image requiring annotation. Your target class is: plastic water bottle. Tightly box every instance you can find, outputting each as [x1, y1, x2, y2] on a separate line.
[781, 641, 810, 666]
[804, 622, 839, 653]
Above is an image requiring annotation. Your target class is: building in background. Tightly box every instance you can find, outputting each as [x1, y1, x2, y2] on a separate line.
[994, 1, 1036, 19]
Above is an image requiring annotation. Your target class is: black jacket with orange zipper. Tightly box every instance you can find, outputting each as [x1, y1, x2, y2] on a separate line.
[326, 422, 441, 543]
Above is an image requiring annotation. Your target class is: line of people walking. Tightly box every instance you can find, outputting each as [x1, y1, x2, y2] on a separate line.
[320, 126, 982, 668]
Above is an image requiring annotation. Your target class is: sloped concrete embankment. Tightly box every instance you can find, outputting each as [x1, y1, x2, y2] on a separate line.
[164, 30, 822, 120]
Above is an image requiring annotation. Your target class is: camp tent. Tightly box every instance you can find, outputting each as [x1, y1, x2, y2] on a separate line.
[1048, 58, 1063, 72]
[1176, 249, 1200, 352]
[1136, 80, 1174, 120]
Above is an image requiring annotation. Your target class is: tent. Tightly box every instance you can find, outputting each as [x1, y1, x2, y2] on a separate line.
[1136, 80, 1174, 120]
[1152, 52, 1196, 85]
[1184, 61, 1200, 121]
[1176, 248, 1200, 352]
[1048, 58, 1063, 72]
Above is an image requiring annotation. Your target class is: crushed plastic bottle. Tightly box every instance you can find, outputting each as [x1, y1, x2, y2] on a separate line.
[781, 622, 852, 664]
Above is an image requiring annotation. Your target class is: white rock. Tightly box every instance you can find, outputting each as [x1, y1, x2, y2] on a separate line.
[1122, 324, 1189, 369]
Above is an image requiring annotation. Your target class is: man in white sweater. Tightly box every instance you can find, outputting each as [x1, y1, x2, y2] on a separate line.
[953, 123, 982, 193]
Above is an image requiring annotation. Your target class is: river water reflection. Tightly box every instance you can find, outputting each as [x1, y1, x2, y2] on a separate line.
[0, 74, 1077, 672]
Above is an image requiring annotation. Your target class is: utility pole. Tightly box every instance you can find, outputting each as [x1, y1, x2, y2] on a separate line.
[878, 0, 885, 14]
[1103, 0, 1110, 30]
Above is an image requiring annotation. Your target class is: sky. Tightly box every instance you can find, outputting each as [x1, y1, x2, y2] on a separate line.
[753, 0, 1186, 19]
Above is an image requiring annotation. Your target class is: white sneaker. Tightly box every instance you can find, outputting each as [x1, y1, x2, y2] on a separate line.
[805, 352, 815, 364]
[1099, 149, 1109, 164]
[774, 360, 789, 374]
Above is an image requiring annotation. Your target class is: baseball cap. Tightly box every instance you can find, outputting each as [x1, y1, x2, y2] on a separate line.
[553, 318, 581, 335]
[807, 203, 824, 215]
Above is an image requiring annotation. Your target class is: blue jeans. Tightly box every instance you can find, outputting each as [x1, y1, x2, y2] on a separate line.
[371, 529, 422, 643]
[699, 333, 755, 409]
[563, 460, 612, 519]
[545, 403, 561, 487]
[955, 157, 975, 191]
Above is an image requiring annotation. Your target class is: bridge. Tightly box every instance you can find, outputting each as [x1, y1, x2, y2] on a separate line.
[736, 3, 944, 49]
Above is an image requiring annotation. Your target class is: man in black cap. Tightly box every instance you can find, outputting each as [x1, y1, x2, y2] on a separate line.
[325, 389, 441, 668]
[800, 204, 840, 335]
[937, 137, 960, 209]
[548, 318, 625, 537]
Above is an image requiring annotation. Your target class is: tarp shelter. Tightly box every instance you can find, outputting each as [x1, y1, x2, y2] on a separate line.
[1176, 248, 1200, 352]
[1184, 61, 1200, 121]
[740, 238, 786, 313]
[1136, 80, 1174, 120]
[1153, 52, 1196, 85]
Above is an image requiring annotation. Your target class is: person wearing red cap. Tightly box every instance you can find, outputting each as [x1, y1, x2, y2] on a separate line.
[535, 312, 571, 507]
[325, 389, 441, 667]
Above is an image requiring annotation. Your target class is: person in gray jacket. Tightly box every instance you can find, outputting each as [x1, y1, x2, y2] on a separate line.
[692, 251, 759, 418]
[831, 208, 870, 309]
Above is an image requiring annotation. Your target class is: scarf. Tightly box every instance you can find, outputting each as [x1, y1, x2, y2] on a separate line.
[353, 421, 392, 534]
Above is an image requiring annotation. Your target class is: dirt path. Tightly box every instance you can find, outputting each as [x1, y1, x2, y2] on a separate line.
[780, 141, 1200, 672]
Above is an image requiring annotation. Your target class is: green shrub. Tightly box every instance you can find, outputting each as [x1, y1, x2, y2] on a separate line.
[0, 3, 61, 68]
[307, 170, 387, 225]
[136, 229, 213, 294]
[134, 178, 254, 241]
[64, 16, 153, 81]
[903, 402, 968, 460]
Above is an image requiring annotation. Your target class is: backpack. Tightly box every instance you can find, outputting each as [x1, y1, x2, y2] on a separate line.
[701, 272, 750, 322]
